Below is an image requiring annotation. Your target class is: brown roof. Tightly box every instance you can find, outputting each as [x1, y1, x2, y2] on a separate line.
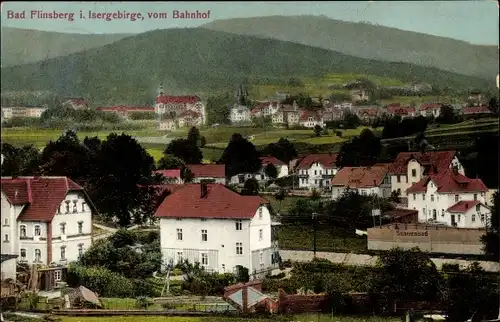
[186, 164, 225, 178]
[446, 200, 482, 213]
[406, 170, 488, 194]
[388, 151, 457, 175]
[296, 153, 338, 170]
[260, 156, 285, 166]
[331, 165, 389, 188]
[154, 184, 269, 219]
[1, 177, 86, 222]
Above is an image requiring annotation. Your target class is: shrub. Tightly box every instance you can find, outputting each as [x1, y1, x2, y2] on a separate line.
[135, 296, 153, 309]
[67, 264, 135, 297]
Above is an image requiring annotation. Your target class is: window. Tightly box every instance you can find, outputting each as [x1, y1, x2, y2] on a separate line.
[455, 195, 459, 202]
[413, 194, 416, 201]
[431, 195, 434, 202]
[201, 229, 207, 242]
[3, 217, 8, 226]
[35, 249, 41, 262]
[177, 252, 183, 263]
[481, 214, 485, 222]
[422, 194, 426, 201]
[259, 251, 264, 266]
[259, 229, 263, 241]
[235, 220, 242, 231]
[472, 214, 476, 222]
[20, 225, 26, 238]
[81, 202, 86, 212]
[474, 194, 477, 201]
[54, 270, 62, 281]
[314, 170, 317, 175]
[411, 169, 416, 177]
[34, 225, 41, 236]
[65, 201, 70, 213]
[60, 223, 66, 235]
[432, 209, 437, 220]
[236, 242, 243, 255]
[20, 249, 26, 259]
[78, 244, 84, 257]
[259, 208, 263, 219]
[4, 234, 9, 242]
[72, 200, 78, 213]
[397, 176, 401, 183]
[476, 204, 481, 212]
[77, 221, 83, 234]
[176, 228, 183, 241]
[458, 215, 461, 222]
[201, 252, 208, 266]
[60, 246, 66, 261]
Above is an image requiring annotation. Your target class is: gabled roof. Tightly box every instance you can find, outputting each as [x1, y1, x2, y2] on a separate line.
[296, 153, 338, 170]
[260, 156, 285, 166]
[406, 170, 488, 194]
[446, 200, 484, 213]
[155, 169, 181, 178]
[420, 103, 442, 110]
[154, 184, 269, 219]
[461, 106, 493, 115]
[299, 110, 321, 122]
[331, 165, 389, 188]
[186, 164, 226, 178]
[156, 95, 201, 104]
[388, 151, 457, 175]
[1, 176, 87, 222]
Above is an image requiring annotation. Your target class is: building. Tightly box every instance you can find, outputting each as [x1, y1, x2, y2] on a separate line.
[386, 104, 416, 119]
[229, 156, 289, 185]
[1, 177, 95, 269]
[250, 102, 281, 119]
[460, 106, 494, 117]
[321, 105, 345, 122]
[158, 119, 177, 131]
[1, 106, 47, 120]
[186, 164, 227, 185]
[296, 153, 339, 190]
[96, 106, 155, 118]
[61, 98, 89, 110]
[155, 83, 206, 126]
[299, 110, 324, 128]
[388, 151, 464, 197]
[419, 103, 441, 118]
[331, 165, 391, 199]
[406, 169, 490, 228]
[260, 157, 289, 178]
[230, 105, 251, 124]
[178, 110, 203, 127]
[155, 183, 279, 274]
[354, 106, 380, 123]
[155, 169, 183, 184]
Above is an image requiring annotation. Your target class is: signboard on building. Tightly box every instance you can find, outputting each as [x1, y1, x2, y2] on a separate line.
[393, 229, 431, 241]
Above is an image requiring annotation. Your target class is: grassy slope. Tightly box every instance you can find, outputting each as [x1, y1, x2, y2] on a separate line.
[202, 15, 498, 80]
[1, 27, 133, 67]
[0, 28, 491, 105]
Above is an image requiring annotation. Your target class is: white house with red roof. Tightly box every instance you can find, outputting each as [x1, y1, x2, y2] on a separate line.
[1, 177, 95, 271]
[331, 165, 391, 199]
[386, 104, 416, 119]
[155, 83, 206, 126]
[418, 103, 442, 118]
[406, 169, 490, 228]
[186, 164, 227, 185]
[296, 153, 339, 190]
[298, 110, 324, 128]
[388, 151, 464, 198]
[460, 106, 494, 117]
[154, 183, 279, 275]
[229, 156, 289, 185]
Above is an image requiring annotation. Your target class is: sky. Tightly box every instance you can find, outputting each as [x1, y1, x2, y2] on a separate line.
[1, 1, 498, 45]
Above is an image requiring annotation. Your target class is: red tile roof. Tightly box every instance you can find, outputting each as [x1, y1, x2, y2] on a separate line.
[461, 106, 493, 115]
[97, 106, 154, 112]
[155, 169, 181, 178]
[331, 165, 389, 188]
[387, 106, 416, 115]
[296, 153, 338, 170]
[1, 177, 85, 222]
[420, 103, 441, 110]
[187, 164, 226, 178]
[260, 156, 285, 166]
[446, 200, 481, 213]
[154, 184, 269, 219]
[355, 107, 379, 117]
[406, 170, 488, 194]
[156, 95, 201, 105]
[388, 151, 457, 175]
[299, 110, 322, 122]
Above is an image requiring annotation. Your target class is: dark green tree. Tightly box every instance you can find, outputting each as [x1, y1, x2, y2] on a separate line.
[157, 155, 185, 170]
[187, 127, 202, 147]
[264, 163, 278, 180]
[314, 125, 322, 137]
[0, 143, 41, 176]
[261, 138, 298, 164]
[219, 133, 261, 178]
[165, 139, 203, 164]
[336, 129, 381, 167]
[241, 178, 259, 196]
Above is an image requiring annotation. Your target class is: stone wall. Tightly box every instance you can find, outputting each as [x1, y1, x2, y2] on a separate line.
[278, 289, 329, 314]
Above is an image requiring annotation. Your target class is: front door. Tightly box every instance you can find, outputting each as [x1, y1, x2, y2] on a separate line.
[450, 214, 456, 227]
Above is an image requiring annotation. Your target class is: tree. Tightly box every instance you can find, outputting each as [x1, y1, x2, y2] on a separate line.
[273, 188, 288, 213]
[181, 166, 194, 183]
[206, 93, 231, 125]
[164, 138, 203, 164]
[313, 125, 322, 137]
[481, 191, 499, 260]
[241, 178, 259, 196]
[0, 143, 41, 176]
[340, 112, 361, 129]
[157, 155, 185, 170]
[336, 129, 381, 167]
[436, 105, 460, 124]
[261, 138, 298, 164]
[487, 96, 499, 115]
[187, 127, 202, 147]
[371, 248, 442, 308]
[264, 163, 278, 180]
[219, 133, 261, 178]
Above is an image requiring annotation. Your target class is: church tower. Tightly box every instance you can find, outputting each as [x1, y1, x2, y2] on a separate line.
[236, 84, 248, 105]
[158, 82, 165, 96]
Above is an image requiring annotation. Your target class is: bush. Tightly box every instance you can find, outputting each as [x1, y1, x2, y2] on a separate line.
[135, 296, 153, 309]
[67, 264, 135, 297]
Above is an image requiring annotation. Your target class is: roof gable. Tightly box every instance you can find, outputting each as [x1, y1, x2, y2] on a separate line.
[388, 151, 457, 175]
[332, 165, 389, 188]
[297, 153, 338, 170]
[186, 164, 226, 178]
[406, 170, 488, 194]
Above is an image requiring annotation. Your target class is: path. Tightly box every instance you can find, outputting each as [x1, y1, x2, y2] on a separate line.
[92, 223, 117, 241]
[279, 250, 500, 272]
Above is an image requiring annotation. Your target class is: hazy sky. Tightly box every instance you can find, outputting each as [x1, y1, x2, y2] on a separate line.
[1, 1, 498, 45]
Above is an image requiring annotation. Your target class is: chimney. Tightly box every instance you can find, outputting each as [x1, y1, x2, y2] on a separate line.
[200, 183, 208, 198]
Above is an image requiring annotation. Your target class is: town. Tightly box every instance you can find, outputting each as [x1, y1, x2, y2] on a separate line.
[1, 3, 499, 322]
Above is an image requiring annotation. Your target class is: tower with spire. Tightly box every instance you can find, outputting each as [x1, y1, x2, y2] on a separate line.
[158, 82, 165, 96]
[236, 84, 249, 106]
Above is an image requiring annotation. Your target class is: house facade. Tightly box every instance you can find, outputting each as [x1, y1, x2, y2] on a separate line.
[155, 84, 206, 126]
[331, 165, 391, 199]
[406, 169, 490, 228]
[155, 184, 279, 275]
[187, 164, 227, 185]
[229, 156, 289, 185]
[230, 105, 251, 124]
[1, 177, 95, 270]
[296, 153, 339, 190]
[158, 119, 177, 131]
[1, 106, 48, 120]
[298, 110, 324, 128]
[418, 103, 441, 118]
[388, 151, 464, 197]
